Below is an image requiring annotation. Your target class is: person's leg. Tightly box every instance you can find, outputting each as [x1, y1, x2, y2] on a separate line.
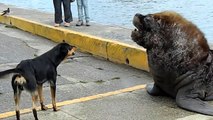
[63, 0, 73, 26]
[53, 0, 63, 26]
[82, 0, 90, 26]
[76, 0, 83, 26]
[82, 0, 89, 22]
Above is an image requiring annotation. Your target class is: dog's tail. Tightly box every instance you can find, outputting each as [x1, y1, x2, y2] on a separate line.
[12, 74, 26, 91]
[0, 68, 20, 77]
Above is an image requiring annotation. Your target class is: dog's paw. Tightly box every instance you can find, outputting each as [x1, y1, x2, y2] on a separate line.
[41, 105, 48, 111]
[53, 107, 60, 112]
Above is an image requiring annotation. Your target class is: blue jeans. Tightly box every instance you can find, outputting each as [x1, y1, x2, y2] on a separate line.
[76, 0, 90, 22]
[53, 0, 73, 24]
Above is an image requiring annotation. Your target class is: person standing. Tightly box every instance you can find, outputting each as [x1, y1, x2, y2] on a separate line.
[53, 0, 73, 27]
[76, 0, 90, 26]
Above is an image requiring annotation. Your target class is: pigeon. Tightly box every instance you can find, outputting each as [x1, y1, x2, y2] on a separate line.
[1, 8, 10, 16]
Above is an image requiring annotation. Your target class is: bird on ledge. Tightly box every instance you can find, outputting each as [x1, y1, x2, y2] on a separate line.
[1, 8, 10, 16]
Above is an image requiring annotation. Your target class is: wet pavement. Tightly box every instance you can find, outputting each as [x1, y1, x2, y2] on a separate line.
[0, 3, 213, 120]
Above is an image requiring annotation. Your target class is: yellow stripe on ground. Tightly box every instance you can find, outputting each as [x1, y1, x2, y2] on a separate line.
[0, 84, 146, 119]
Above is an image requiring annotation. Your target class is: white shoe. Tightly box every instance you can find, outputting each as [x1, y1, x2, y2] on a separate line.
[76, 20, 83, 26]
[64, 22, 71, 27]
[54, 23, 60, 27]
[86, 21, 90, 26]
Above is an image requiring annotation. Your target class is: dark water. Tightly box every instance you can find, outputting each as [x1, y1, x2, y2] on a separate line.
[1, 0, 213, 43]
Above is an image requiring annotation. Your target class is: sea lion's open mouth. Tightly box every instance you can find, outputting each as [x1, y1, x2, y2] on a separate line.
[131, 13, 145, 42]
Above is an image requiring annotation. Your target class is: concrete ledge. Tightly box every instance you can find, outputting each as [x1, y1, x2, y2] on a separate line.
[66, 32, 109, 58]
[107, 42, 148, 70]
[0, 15, 149, 71]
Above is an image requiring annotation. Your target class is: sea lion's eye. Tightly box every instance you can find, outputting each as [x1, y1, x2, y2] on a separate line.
[157, 19, 161, 24]
[144, 16, 152, 23]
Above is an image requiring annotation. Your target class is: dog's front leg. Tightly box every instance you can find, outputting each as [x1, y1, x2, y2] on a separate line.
[50, 84, 59, 111]
[37, 84, 48, 110]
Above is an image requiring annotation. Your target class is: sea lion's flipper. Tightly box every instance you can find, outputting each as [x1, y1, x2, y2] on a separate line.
[176, 88, 213, 115]
[205, 95, 213, 101]
[146, 83, 167, 96]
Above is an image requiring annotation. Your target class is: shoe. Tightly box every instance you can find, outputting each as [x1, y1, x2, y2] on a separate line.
[86, 21, 90, 26]
[76, 20, 83, 26]
[64, 22, 71, 27]
[54, 23, 60, 27]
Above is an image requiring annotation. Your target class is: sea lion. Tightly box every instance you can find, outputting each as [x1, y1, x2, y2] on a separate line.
[131, 11, 213, 115]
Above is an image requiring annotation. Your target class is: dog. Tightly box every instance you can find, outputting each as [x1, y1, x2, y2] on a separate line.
[0, 42, 76, 120]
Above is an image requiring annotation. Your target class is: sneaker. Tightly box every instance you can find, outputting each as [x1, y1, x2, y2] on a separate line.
[54, 23, 60, 27]
[86, 21, 90, 26]
[64, 22, 71, 27]
[76, 20, 83, 26]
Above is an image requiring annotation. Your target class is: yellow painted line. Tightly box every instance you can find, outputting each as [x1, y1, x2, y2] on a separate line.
[0, 84, 146, 119]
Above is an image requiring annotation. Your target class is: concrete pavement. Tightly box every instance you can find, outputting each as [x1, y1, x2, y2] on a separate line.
[0, 3, 213, 120]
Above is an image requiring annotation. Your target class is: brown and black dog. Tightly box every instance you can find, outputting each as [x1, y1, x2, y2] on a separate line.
[0, 42, 76, 120]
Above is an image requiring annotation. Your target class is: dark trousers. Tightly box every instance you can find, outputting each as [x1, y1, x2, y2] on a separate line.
[53, 0, 73, 24]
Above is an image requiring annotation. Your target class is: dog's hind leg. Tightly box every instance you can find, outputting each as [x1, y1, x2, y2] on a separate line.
[22, 73, 39, 120]
[31, 91, 39, 120]
[12, 74, 23, 120]
[37, 84, 48, 110]
[14, 90, 21, 120]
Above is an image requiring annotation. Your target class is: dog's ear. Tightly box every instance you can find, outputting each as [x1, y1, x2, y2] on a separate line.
[60, 45, 68, 55]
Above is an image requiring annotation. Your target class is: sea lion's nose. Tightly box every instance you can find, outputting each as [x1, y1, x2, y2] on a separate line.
[135, 13, 143, 18]
[135, 13, 141, 16]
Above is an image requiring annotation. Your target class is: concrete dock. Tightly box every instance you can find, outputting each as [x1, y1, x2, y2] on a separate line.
[0, 3, 213, 120]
